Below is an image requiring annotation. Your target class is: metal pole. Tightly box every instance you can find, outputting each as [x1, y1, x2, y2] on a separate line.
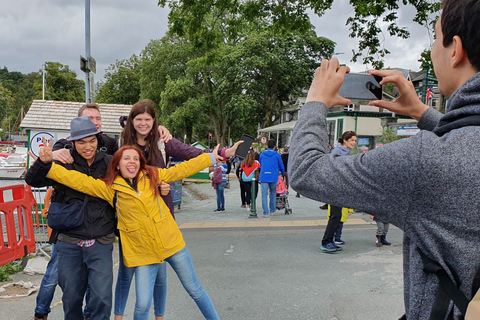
[85, 0, 91, 103]
[42, 64, 45, 100]
[249, 172, 258, 218]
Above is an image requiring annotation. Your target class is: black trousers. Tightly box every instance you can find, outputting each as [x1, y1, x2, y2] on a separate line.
[321, 205, 342, 246]
[239, 180, 247, 205]
[243, 181, 259, 205]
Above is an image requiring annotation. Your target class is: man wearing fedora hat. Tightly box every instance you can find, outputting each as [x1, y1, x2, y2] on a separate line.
[27, 116, 116, 320]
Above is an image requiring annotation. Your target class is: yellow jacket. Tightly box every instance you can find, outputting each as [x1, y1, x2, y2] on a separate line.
[327, 205, 353, 223]
[47, 153, 214, 267]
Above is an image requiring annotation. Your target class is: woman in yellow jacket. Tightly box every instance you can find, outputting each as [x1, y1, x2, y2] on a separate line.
[37, 138, 221, 320]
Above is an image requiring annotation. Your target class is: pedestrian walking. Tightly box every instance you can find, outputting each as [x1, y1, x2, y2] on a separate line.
[240, 151, 261, 211]
[370, 215, 391, 247]
[212, 160, 228, 212]
[320, 131, 357, 253]
[259, 140, 285, 218]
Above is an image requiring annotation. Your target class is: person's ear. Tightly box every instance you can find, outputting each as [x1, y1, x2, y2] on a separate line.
[451, 35, 467, 68]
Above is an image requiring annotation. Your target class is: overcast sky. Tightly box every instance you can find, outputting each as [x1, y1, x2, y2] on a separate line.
[1, 0, 435, 84]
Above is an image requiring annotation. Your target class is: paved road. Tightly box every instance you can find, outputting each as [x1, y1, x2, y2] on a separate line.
[0, 178, 406, 319]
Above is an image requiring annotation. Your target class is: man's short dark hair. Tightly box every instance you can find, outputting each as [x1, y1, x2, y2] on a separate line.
[442, 0, 480, 71]
[78, 103, 101, 117]
[268, 139, 276, 149]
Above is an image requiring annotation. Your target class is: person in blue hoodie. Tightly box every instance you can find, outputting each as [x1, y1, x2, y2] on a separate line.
[321, 131, 357, 253]
[259, 139, 285, 218]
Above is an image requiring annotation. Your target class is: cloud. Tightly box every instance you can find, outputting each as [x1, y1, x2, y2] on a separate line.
[0, 0, 169, 80]
[0, 0, 433, 85]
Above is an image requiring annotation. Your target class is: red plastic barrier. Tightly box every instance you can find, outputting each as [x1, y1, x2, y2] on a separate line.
[0, 184, 39, 266]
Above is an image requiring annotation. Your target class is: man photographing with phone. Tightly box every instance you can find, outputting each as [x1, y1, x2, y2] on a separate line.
[289, 0, 480, 318]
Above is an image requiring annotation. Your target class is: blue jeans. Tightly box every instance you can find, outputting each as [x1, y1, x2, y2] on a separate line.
[114, 243, 166, 317]
[56, 240, 113, 320]
[34, 244, 58, 318]
[216, 182, 226, 210]
[34, 245, 92, 319]
[261, 182, 277, 216]
[117, 247, 219, 320]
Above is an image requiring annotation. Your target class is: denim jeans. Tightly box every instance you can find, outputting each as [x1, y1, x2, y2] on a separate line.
[56, 240, 113, 320]
[124, 247, 219, 320]
[34, 245, 92, 319]
[133, 263, 161, 320]
[34, 244, 58, 318]
[261, 182, 277, 216]
[114, 243, 166, 317]
[215, 182, 226, 210]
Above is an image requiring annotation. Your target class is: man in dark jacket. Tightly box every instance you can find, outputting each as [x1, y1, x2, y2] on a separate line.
[290, 1, 480, 318]
[26, 117, 115, 320]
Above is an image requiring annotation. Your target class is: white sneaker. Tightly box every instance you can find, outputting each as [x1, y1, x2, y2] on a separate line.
[247, 206, 251, 211]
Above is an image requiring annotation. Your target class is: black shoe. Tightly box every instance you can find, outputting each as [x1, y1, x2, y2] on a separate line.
[241, 204, 246, 208]
[214, 209, 221, 212]
[319, 204, 328, 210]
[295, 193, 300, 198]
[380, 235, 391, 245]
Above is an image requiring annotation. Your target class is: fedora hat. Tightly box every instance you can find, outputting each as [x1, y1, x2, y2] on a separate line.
[67, 116, 103, 141]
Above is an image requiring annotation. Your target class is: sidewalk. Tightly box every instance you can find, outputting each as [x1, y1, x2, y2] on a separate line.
[176, 175, 374, 229]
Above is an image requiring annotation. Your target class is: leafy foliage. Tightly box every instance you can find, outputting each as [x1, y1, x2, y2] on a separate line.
[0, 261, 22, 282]
[378, 126, 405, 144]
[34, 62, 85, 102]
[95, 55, 141, 104]
[159, 0, 441, 70]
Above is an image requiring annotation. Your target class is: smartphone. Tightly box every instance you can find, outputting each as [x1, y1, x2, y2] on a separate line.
[339, 73, 383, 100]
[235, 134, 255, 159]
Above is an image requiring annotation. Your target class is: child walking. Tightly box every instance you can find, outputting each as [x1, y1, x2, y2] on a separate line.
[370, 215, 392, 247]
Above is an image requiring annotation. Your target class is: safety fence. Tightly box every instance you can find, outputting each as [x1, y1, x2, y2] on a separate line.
[0, 184, 39, 266]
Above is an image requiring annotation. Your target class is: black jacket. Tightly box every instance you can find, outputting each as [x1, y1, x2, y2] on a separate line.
[25, 150, 115, 240]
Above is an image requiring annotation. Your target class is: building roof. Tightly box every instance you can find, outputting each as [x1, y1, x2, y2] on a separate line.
[21, 100, 132, 135]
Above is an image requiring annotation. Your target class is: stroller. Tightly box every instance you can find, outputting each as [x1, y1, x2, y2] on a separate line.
[275, 175, 292, 215]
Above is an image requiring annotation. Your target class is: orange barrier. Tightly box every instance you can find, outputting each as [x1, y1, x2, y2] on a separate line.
[0, 184, 39, 266]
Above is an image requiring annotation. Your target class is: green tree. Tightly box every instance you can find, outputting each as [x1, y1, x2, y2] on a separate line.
[418, 49, 435, 76]
[95, 55, 141, 104]
[158, 0, 441, 69]
[34, 62, 85, 102]
[0, 83, 14, 125]
[142, 2, 335, 145]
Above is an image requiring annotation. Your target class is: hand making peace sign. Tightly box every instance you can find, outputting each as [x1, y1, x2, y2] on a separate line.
[38, 136, 54, 163]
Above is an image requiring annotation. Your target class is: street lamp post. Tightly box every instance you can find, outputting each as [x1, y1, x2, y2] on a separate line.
[249, 170, 258, 218]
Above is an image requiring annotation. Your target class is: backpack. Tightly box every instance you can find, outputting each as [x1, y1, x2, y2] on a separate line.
[241, 169, 255, 182]
[212, 167, 223, 184]
[399, 249, 480, 320]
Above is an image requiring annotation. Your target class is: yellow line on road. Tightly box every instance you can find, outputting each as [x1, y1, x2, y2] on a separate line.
[179, 218, 368, 229]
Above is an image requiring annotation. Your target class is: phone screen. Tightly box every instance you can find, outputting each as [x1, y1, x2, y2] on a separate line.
[339, 73, 383, 100]
[235, 134, 255, 159]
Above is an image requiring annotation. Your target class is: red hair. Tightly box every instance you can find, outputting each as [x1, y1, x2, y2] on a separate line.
[102, 145, 160, 196]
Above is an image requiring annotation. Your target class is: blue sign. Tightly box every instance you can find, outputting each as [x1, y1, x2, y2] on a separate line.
[357, 138, 369, 146]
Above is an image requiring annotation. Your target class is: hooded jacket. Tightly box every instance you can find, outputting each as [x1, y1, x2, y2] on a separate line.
[259, 149, 285, 183]
[25, 148, 115, 241]
[289, 72, 480, 319]
[45, 153, 215, 267]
